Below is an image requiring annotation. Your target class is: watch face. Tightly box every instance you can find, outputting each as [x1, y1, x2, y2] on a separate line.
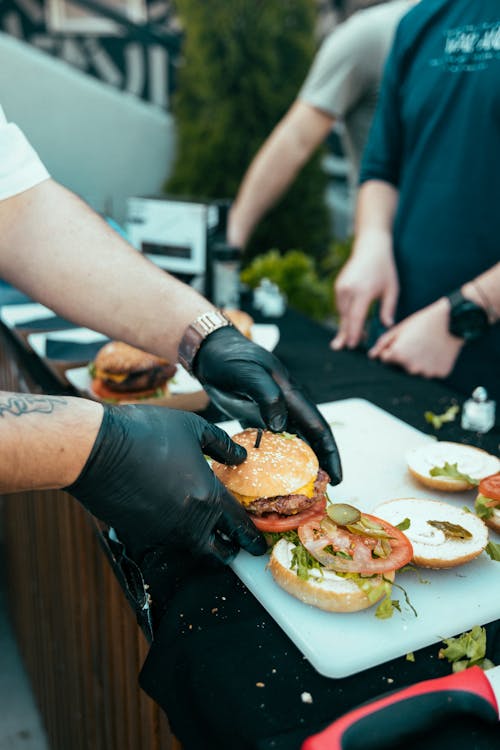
[449, 300, 489, 341]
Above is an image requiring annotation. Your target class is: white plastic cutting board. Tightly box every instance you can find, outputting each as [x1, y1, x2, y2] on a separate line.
[222, 398, 500, 679]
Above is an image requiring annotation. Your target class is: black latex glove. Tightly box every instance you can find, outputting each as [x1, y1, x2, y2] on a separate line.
[66, 405, 267, 563]
[193, 326, 342, 484]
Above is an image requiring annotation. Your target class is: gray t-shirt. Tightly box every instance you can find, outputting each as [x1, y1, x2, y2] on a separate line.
[299, 0, 413, 186]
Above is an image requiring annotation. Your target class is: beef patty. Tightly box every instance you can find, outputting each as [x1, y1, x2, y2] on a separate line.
[247, 469, 330, 517]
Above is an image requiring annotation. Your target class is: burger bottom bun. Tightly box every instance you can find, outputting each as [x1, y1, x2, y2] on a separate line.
[374, 498, 488, 569]
[406, 442, 500, 492]
[269, 539, 394, 613]
[407, 466, 473, 492]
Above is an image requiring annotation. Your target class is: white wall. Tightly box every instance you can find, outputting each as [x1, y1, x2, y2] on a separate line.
[0, 32, 175, 222]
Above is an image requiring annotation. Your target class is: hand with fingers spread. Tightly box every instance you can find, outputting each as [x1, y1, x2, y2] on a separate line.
[193, 326, 342, 485]
[330, 229, 399, 351]
[368, 299, 464, 378]
[66, 404, 267, 564]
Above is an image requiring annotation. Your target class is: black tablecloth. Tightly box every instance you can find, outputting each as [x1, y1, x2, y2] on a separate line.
[139, 307, 500, 750]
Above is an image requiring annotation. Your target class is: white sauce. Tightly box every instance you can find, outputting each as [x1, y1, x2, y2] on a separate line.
[375, 498, 488, 561]
[406, 442, 500, 481]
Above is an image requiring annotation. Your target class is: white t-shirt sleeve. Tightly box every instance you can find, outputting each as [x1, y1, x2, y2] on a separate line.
[0, 106, 50, 200]
[298, 13, 375, 119]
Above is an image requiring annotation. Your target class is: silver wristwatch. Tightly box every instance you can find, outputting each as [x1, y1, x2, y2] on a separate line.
[178, 309, 233, 374]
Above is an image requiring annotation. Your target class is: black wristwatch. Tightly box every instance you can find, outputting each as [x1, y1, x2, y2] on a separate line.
[447, 289, 489, 342]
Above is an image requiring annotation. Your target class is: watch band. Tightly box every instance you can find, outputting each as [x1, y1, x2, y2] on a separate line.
[447, 288, 466, 310]
[178, 309, 233, 374]
[446, 288, 489, 342]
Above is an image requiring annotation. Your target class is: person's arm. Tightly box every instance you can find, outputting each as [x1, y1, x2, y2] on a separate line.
[0, 392, 102, 492]
[368, 263, 500, 378]
[330, 17, 405, 351]
[0, 180, 212, 364]
[0, 178, 342, 483]
[0, 389, 265, 561]
[331, 179, 399, 349]
[227, 100, 334, 249]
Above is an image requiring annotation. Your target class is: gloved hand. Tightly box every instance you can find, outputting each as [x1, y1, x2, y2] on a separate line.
[66, 404, 267, 563]
[193, 326, 342, 484]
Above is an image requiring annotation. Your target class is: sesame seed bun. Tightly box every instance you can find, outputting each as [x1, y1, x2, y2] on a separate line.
[406, 441, 500, 492]
[91, 341, 176, 401]
[269, 539, 395, 612]
[94, 341, 169, 374]
[374, 498, 488, 569]
[223, 309, 254, 339]
[212, 429, 319, 498]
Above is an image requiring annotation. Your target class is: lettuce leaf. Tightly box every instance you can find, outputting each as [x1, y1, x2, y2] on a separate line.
[438, 625, 493, 672]
[424, 404, 459, 430]
[429, 462, 478, 486]
[485, 541, 500, 561]
[475, 494, 494, 520]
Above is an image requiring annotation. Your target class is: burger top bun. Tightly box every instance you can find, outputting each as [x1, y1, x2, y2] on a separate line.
[269, 538, 395, 613]
[223, 308, 254, 339]
[212, 429, 318, 498]
[374, 497, 488, 569]
[94, 341, 169, 374]
[406, 441, 500, 491]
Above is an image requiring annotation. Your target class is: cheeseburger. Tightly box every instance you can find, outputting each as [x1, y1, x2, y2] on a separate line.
[222, 308, 254, 339]
[90, 341, 177, 402]
[211, 428, 329, 531]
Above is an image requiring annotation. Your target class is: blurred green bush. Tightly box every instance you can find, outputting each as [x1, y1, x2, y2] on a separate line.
[241, 237, 352, 321]
[166, 0, 331, 262]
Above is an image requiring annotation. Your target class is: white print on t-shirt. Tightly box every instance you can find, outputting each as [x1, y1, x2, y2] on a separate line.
[430, 21, 500, 72]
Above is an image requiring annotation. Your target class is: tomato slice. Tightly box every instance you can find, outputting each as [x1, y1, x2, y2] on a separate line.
[250, 498, 327, 532]
[298, 512, 413, 574]
[478, 473, 500, 503]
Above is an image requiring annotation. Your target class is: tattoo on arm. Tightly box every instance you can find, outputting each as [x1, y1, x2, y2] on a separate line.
[0, 394, 68, 418]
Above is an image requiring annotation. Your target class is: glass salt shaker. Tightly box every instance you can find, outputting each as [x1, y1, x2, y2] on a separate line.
[461, 386, 496, 433]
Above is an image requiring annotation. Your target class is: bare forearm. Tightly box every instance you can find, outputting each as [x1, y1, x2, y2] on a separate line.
[0, 392, 103, 492]
[354, 180, 399, 239]
[0, 181, 214, 362]
[228, 101, 333, 248]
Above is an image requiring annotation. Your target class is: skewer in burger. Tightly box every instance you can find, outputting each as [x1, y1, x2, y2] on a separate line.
[212, 429, 414, 613]
[90, 341, 177, 402]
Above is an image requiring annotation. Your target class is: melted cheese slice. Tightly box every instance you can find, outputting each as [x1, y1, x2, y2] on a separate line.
[94, 368, 129, 384]
[231, 478, 316, 507]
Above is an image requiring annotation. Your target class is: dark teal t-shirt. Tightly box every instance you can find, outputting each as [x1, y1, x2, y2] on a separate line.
[360, 0, 500, 399]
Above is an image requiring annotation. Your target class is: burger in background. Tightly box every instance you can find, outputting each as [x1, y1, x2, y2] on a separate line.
[222, 308, 254, 339]
[211, 428, 329, 531]
[89, 341, 177, 403]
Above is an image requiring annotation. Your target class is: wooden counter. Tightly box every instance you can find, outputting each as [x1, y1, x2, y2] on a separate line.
[0, 327, 178, 749]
